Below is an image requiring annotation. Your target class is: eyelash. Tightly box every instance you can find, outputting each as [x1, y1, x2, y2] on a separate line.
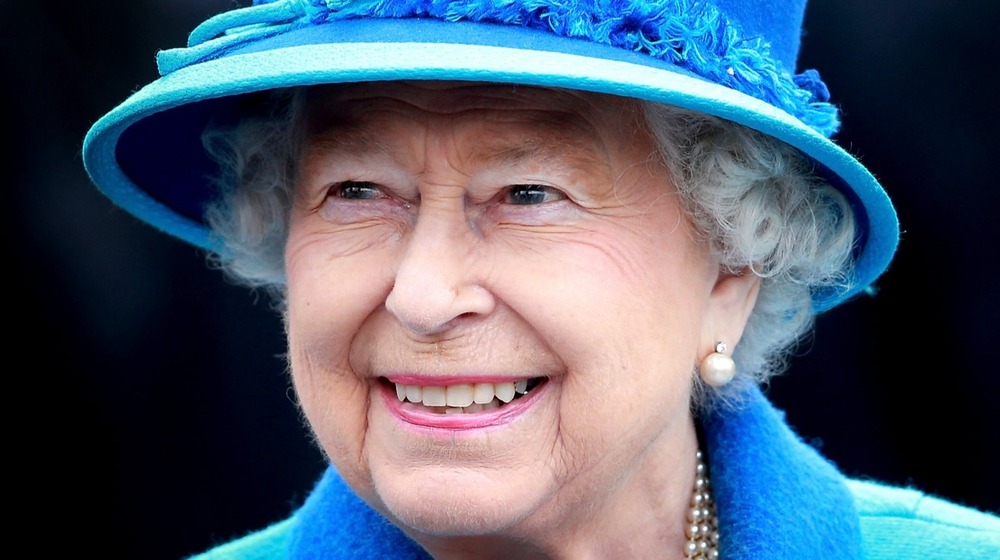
[330, 181, 566, 206]
[334, 181, 385, 200]
[504, 184, 566, 206]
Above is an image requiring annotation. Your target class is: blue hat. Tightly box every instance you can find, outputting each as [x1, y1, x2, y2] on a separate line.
[82, 0, 898, 311]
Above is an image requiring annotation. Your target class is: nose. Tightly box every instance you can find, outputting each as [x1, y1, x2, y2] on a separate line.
[385, 200, 496, 336]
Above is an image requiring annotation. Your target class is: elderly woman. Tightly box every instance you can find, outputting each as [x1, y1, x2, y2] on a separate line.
[83, 0, 998, 558]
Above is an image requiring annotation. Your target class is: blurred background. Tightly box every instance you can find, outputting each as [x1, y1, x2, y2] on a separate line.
[5, 1, 997, 557]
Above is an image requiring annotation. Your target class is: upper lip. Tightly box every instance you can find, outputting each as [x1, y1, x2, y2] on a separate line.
[382, 375, 541, 386]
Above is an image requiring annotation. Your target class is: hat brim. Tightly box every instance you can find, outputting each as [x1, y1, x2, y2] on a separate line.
[83, 19, 898, 311]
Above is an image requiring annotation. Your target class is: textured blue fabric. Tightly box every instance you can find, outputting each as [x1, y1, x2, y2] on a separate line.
[702, 387, 863, 558]
[849, 480, 1000, 559]
[81, 0, 901, 312]
[164, 0, 837, 136]
[287, 470, 430, 559]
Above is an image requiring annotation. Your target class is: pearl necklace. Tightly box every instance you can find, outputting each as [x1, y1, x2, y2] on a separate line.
[685, 450, 720, 559]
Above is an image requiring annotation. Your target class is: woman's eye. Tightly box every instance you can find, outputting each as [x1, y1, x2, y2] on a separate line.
[334, 181, 383, 200]
[505, 184, 566, 205]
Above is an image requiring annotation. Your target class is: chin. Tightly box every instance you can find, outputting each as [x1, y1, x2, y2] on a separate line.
[370, 467, 545, 537]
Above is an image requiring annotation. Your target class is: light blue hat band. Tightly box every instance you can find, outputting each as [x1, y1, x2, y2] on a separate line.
[82, 0, 899, 312]
[162, 0, 838, 137]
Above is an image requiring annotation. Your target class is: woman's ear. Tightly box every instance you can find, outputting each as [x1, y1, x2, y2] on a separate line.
[700, 267, 761, 352]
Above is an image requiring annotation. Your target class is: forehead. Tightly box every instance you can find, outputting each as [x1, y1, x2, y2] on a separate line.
[303, 80, 633, 118]
[306, 82, 638, 131]
[298, 81, 648, 163]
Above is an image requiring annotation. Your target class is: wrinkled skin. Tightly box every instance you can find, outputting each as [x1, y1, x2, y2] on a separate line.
[284, 81, 759, 559]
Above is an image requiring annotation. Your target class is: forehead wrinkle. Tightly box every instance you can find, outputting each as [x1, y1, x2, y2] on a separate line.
[301, 86, 621, 182]
[302, 125, 394, 166]
[465, 127, 609, 181]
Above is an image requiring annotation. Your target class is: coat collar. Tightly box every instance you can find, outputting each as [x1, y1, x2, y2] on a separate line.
[288, 386, 862, 558]
[701, 386, 862, 558]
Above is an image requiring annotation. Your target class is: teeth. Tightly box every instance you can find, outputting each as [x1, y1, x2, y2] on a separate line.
[394, 379, 534, 411]
[495, 382, 516, 403]
[446, 384, 474, 408]
[421, 386, 446, 407]
[473, 382, 495, 404]
[405, 385, 422, 403]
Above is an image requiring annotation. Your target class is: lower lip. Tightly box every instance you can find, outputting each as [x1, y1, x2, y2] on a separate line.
[379, 381, 546, 431]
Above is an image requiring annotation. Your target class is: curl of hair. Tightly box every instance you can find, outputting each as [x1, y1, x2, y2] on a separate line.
[201, 88, 856, 411]
[640, 102, 855, 411]
[202, 89, 300, 305]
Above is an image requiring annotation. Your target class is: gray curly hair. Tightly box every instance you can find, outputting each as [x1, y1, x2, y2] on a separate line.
[201, 86, 856, 412]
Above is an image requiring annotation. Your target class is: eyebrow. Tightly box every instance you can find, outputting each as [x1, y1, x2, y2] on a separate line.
[469, 133, 604, 176]
[303, 123, 605, 180]
[302, 125, 392, 162]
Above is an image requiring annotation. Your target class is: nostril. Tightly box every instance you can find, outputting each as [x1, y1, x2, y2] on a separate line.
[453, 285, 496, 317]
[385, 276, 459, 336]
[386, 271, 496, 336]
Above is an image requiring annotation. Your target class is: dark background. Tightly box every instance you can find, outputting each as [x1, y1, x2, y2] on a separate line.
[6, 1, 998, 558]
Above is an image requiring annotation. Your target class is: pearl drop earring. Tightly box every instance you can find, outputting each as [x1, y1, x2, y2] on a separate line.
[700, 342, 736, 387]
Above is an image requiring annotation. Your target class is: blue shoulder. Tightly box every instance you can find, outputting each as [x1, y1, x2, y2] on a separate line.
[185, 517, 296, 560]
[848, 478, 999, 560]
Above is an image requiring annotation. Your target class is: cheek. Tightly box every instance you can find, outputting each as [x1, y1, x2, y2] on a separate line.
[284, 230, 396, 486]
[497, 225, 711, 346]
[285, 224, 398, 357]
[493, 227, 710, 410]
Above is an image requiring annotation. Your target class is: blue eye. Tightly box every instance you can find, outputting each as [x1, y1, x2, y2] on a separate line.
[506, 184, 565, 205]
[336, 181, 383, 200]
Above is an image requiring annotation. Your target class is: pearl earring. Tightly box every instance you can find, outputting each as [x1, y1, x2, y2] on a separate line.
[700, 341, 736, 387]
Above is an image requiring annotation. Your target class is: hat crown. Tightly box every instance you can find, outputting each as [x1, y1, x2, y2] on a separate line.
[713, 0, 807, 73]
[171, 0, 836, 136]
[243, 0, 808, 73]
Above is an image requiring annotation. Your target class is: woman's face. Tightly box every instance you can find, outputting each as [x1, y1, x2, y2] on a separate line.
[285, 82, 755, 546]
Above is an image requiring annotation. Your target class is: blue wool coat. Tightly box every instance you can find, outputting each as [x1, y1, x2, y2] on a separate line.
[188, 388, 999, 559]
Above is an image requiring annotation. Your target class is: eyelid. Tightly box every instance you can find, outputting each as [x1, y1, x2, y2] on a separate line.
[307, 157, 416, 200]
[504, 183, 569, 204]
[330, 180, 386, 199]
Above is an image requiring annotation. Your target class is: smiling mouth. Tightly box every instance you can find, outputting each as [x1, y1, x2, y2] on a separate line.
[388, 378, 545, 414]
